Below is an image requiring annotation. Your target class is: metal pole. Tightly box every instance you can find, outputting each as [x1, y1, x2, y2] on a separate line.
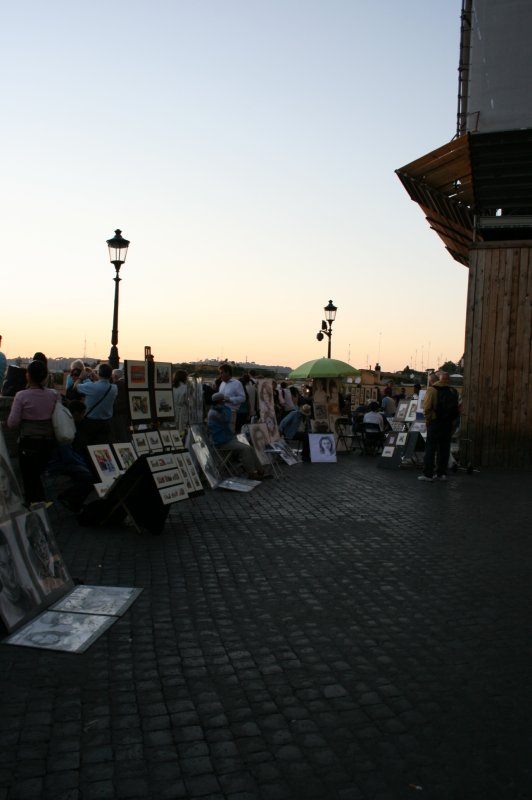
[109, 267, 121, 369]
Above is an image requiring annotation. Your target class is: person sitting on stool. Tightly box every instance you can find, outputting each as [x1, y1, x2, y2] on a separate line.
[279, 404, 312, 462]
[207, 392, 263, 479]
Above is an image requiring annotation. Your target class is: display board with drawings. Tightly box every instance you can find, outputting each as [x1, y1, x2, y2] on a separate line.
[4, 584, 143, 653]
[125, 359, 175, 424]
[377, 431, 407, 469]
[86, 426, 202, 505]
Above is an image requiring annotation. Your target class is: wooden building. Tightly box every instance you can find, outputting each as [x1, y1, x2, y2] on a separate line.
[396, 0, 532, 469]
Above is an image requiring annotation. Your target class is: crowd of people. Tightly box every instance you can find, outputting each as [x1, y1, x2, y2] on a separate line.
[0, 340, 462, 510]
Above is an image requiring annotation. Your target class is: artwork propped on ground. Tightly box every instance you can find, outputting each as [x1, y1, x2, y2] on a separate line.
[4, 586, 143, 653]
[309, 433, 337, 463]
[217, 477, 261, 492]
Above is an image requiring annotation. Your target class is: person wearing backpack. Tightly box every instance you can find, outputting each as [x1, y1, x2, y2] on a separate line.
[418, 371, 460, 482]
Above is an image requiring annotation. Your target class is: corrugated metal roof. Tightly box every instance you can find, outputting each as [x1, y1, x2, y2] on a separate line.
[396, 130, 532, 266]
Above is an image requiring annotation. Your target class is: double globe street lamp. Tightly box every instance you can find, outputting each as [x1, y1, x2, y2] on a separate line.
[316, 299, 337, 358]
[107, 229, 130, 370]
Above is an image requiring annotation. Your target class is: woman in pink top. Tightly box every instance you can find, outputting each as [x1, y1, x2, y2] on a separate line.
[7, 360, 58, 504]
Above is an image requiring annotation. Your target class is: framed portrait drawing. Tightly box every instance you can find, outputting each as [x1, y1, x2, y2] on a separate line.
[14, 508, 73, 600]
[129, 391, 152, 422]
[51, 585, 142, 616]
[159, 484, 188, 505]
[309, 433, 337, 463]
[154, 390, 174, 420]
[132, 432, 150, 455]
[395, 399, 409, 422]
[87, 445, 121, 483]
[384, 433, 397, 447]
[396, 432, 408, 446]
[147, 453, 177, 472]
[146, 431, 163, 452]
[125, 360, 148, 390]
[0, 430, 26, 522]
[382, 446, 395, 458]
[4, 609, 116, 653]
[154, 362, 172, 389]
[191, 442, 220, 489]
[248, 423, 271, 467]
[0, 517, 43, 632]
[112, 442, 138, 471]
[405, 398, 418, 423]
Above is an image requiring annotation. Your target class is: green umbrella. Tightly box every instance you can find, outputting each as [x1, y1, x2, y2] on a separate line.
[288, 358, 360, 380]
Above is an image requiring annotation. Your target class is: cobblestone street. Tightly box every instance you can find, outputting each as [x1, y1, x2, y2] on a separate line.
[1, 456, 531, 800]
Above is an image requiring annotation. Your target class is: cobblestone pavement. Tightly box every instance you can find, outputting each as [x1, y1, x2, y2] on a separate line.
[1, 455, 532, 800]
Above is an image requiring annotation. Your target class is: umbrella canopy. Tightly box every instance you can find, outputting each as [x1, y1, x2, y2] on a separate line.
[288, 358, 360, 380]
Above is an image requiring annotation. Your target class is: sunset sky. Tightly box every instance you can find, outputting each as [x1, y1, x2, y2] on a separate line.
[1, 1, 467, 373]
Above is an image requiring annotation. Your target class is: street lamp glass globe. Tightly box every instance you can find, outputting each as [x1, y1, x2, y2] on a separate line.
[324, 300, 337, 323]
[107, 229, 130, 267]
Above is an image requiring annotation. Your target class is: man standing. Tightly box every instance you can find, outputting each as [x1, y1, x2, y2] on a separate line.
[218, 364, 245, 431]
[74, 363, 118, 449]
[418, 371, 459, 482]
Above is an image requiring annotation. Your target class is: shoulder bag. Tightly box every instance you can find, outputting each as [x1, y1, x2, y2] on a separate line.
[52, 395, 76, 444]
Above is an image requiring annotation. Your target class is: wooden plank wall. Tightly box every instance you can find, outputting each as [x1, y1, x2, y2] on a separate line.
[462, 242, 532, 468]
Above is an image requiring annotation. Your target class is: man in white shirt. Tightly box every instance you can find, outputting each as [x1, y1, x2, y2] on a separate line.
[218, 364, 246, 431]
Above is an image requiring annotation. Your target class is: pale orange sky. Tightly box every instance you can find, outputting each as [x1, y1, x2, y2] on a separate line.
[1, 2, 467, 374]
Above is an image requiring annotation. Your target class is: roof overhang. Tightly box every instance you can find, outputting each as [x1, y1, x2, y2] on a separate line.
[396, 129, 532, 267]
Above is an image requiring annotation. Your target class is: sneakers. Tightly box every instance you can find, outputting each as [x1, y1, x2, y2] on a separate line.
[417, 475, 434, 482]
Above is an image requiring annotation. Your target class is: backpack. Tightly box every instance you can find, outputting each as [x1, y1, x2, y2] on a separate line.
[435, 386, 459, 421]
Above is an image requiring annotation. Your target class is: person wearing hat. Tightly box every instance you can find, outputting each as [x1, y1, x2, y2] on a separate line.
[207, 392, 263, 479]
[278, 404, 312, 462]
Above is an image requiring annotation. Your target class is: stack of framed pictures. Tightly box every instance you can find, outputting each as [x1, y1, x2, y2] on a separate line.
[83, 425, 202, 507]
[378, 431, 408, 469]
[147, 451, 203, 504]
[125, 360, 175, 424]
[132, 428, 183, 456]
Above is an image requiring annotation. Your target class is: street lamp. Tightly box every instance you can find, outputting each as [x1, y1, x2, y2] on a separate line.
[316, 299, 337, 358]
[106, 228, 130, 369]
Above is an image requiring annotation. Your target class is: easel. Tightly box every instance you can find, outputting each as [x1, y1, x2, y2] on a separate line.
[78, 457, 170, 534]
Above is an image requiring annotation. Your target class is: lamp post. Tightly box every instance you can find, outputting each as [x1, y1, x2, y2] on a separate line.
[106, 229, 130, 369]
[316, 299, 337, 358]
